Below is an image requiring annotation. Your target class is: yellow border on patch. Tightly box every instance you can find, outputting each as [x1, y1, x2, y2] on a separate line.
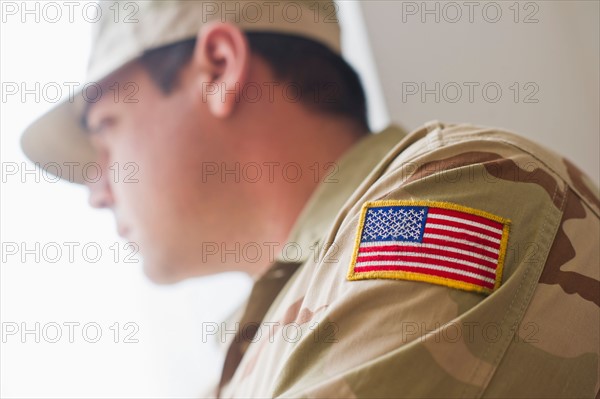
[346, 200, 511, 295]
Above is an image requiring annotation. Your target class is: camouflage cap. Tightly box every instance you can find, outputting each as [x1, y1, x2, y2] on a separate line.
[20, 0, 341, 183]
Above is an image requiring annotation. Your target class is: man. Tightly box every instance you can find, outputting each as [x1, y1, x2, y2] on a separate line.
[21, 1, 599, 397]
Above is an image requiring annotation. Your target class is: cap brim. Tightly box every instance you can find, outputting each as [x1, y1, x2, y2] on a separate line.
[20, 92, 97, 185]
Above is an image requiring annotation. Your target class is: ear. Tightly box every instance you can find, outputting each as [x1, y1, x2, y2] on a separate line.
[193, 22, 250, 118]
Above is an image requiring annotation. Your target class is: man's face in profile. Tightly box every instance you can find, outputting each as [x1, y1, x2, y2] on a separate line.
[82, 45, 275, 283]
[84, 63, 214, 283]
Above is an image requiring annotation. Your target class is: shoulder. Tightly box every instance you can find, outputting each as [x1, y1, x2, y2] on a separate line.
[322, 120, 599, 295]
[381, 120, 598, 215]
[259, 121, 599, 397]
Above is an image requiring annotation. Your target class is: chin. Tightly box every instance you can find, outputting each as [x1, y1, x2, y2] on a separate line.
[142, 258, 187, 285]
[140, 246, 226, 283]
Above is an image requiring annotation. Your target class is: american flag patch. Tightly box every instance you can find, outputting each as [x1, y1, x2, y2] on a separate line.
[347, 201, 510, 294]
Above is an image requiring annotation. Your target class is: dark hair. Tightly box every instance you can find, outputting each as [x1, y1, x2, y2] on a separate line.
[138, 32, 369, 131]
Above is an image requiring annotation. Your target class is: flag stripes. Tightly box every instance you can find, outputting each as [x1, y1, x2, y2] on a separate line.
[348, 201, 510, 294]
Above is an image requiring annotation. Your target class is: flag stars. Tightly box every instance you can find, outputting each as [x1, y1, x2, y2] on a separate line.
[361, 206, 426, 242]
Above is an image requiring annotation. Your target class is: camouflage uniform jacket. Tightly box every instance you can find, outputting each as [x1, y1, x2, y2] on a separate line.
[215, 120, 600, 398]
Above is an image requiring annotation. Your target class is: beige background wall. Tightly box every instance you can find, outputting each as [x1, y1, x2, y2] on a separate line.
[354, 0, 599, 184]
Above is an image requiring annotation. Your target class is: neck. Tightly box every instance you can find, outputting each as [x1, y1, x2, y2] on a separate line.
[237, 106, 366, 275]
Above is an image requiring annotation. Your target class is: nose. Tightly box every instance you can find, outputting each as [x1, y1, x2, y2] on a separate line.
[87, 173, 115, 209]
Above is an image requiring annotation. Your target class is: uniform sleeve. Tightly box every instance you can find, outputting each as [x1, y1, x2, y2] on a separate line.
[268, 128, 600, 398]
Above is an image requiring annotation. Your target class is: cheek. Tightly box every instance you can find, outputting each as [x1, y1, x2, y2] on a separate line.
[111, 93, 233, 239]
[110, 110, 204, 222]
